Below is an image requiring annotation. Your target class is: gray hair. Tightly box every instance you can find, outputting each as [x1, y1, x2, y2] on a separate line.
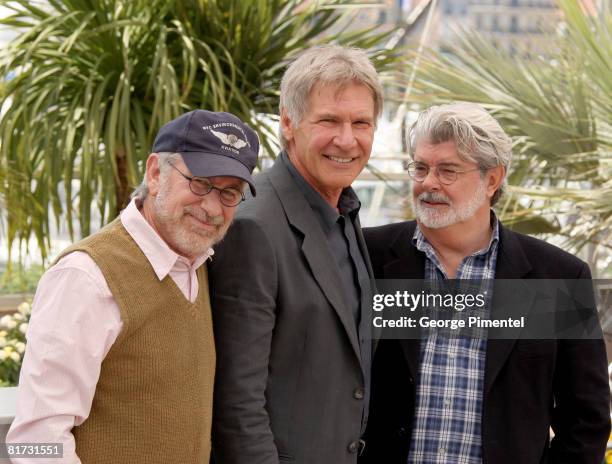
[407, 102, 513, 206]
[278, 44, 384, 150]
[131, 152, 182, 201]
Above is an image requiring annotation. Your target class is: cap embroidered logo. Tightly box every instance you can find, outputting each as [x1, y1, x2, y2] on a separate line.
[211, 129, 248, 150]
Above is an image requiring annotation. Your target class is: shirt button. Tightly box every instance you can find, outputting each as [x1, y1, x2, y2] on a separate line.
[439, 447, 446, 455]
[353, 387, 365, 400]
[444, 399, 451, 406]
[347, 441, 360, 454]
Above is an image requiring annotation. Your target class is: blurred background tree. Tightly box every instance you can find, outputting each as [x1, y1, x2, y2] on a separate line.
[0, 0, 400, 262]
[402, 0, 610, 267]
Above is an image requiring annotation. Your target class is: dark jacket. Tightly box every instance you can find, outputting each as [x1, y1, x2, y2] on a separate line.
[361, 220, 610, 464]
[209, 158, 373, 464]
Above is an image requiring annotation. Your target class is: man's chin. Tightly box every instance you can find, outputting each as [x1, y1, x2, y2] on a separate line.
[170, 234, 216, 260]
[416, 212, 456, 230]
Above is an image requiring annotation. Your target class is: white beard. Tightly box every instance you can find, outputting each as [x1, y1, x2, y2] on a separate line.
[412, 179, 488, 229]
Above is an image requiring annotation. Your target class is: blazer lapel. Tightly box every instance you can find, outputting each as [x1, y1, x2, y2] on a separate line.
[266, 159, 362, 363]
[354, 216, 381, 351]
[484, 224, 535, 395]
[355, 215, 373, 279]
[383, 222, 425, 380]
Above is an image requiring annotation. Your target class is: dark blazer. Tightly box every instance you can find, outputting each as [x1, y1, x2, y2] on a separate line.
[209, 158, 373, 464]
[361, 220, 610, 464]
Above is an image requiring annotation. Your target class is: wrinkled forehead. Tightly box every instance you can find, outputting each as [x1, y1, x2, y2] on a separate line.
[307, 80, 376, 111]
[413, 136, 484, 167]
[413, 140, 467, 164]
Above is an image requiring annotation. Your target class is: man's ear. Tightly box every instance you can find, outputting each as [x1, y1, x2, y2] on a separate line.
[486, 165, 505, 199]
[145, 154, 162, 196]
[280, 108, 295, 144]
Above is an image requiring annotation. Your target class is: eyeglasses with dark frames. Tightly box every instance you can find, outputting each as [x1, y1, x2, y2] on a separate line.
[406, 161, 483, 185]
[168, 162, 245, 207]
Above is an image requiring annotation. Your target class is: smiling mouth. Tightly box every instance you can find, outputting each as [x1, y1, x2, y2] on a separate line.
[422, 200, 449, 207]
[187, 213, 217, 229]
[324, 155, 355, 164]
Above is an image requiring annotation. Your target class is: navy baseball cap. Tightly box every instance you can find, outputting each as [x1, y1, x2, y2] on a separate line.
[152, 110, 259, 195]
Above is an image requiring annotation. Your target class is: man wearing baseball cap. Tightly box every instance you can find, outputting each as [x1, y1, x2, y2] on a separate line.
[7, 110, 259, 464]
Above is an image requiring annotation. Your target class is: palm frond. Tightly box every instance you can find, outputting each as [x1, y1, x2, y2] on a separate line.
[0, 0, 402, 261]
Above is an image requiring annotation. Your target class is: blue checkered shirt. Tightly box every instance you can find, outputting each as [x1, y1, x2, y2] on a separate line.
[407, 216, 500, 464]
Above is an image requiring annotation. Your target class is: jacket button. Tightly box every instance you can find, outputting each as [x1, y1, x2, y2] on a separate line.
[353, 387, 365, 400]
[347, 440, 360, 454]
[408, 376, 414, 384]
[395, 426, 407, 438]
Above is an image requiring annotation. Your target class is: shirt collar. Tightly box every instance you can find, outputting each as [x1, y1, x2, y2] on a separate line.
[413, 211, 500, 258]
[120, 199, 213, 281]
[281, 151, 361, 232]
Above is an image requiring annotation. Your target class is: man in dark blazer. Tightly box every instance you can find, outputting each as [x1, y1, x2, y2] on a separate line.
[209, 45, 383, 464]
[361, 102, 610, 464]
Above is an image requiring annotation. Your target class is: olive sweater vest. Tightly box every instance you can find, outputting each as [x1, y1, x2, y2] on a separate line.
[57, 217, 215, 463]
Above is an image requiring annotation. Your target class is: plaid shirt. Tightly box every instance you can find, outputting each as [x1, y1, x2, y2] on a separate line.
[407, 216, 500, 464]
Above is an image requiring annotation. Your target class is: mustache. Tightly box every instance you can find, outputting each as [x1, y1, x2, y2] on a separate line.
[417, 191, 451, 205]
[184, 206, 225, 226]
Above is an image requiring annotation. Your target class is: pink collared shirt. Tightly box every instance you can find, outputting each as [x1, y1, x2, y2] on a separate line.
[7, 200, 213, 463]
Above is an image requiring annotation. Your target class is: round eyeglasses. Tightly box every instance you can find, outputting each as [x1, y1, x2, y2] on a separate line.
[406, 161, 483, 185]
[168, 162, 245, 207]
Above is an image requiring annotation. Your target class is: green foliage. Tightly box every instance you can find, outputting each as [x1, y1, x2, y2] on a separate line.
[0, 264, 45, 294]
[405, 0, 611, 252]
[0, 0, 401, 262]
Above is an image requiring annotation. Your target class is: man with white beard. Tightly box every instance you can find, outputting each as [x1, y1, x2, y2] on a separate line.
[361, 102, 610, 464]
[7, 110, 259, 464]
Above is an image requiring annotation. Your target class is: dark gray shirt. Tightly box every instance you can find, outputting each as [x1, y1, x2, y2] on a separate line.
[281, 152, 372, 431]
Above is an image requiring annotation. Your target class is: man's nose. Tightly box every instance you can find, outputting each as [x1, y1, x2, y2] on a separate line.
[420, 168, 442, 191]
[198, 189, 224, 216]
[333, 123, 357, 150]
